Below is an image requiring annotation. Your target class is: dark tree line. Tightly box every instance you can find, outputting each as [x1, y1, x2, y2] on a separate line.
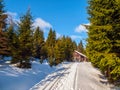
[87, 0, 120, 84]
[0, 0, 86, 68]
[0, 0, 10, 60]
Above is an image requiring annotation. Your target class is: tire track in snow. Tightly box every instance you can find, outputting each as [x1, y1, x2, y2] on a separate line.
[73, 63, 78, 90]
[30, 63, 73, 90]
[43, 63, 73, 90]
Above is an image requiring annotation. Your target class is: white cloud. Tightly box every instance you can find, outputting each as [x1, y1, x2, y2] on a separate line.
[70, 35, 82, 40]
[6, 12, 52, 32]
[6, 11, 20, 24]
[56, 32, 62, 38]
[33, 18, 52, 32]
[75, 23, 90, 33]
[6, 11, 17, 17]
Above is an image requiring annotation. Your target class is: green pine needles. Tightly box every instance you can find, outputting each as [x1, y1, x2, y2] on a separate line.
[87, 0, 120, 84]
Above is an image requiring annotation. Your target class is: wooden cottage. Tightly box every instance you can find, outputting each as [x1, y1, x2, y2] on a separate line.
[73, 50, 87, 62]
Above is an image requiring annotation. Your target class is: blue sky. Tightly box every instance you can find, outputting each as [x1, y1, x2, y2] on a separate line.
[4, 0, 89, 45]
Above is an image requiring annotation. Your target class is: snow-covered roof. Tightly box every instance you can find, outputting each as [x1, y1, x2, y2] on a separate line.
[74, 50, 87, 58]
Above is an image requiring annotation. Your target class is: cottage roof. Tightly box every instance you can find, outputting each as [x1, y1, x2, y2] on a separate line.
[74, 50, 87, 58]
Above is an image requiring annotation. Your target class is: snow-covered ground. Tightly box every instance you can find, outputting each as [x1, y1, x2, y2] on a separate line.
[75, 62, 110, 90]
[0, 59, 118, 90]
[30, 62, 113, 90]
[0, 60, 67, 90]
[30, 62, 77, 90]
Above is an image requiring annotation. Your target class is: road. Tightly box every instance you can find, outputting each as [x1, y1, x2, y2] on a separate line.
[30, 62, 111, 90]
[74, 62, 110, 90]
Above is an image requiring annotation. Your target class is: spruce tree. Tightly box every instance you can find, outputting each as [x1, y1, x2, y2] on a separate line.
[46, 28, 56, 66]
[87, 0, 120, 83]
[17, 9, 33, 68]
[33, 27, 46, 62]
[7, 25, 19, 63]
[46, 28, 56, 47]
[54, 36, 76, 65]
[77, 40, 85, 54]
[0, 0, 10, 59]
[54, 38, 65, 65]
[63, 36, 74, 61]
[72, 41, 77, 50]
[7, 25, 15, 55]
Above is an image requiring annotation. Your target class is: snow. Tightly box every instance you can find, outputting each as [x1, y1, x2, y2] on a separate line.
[0, 59, 118, 90]
[30, 62, 77, 90]
[30, 62, 112, 90]
[75, 62, 110, 90]
[0, 60, 63, 90]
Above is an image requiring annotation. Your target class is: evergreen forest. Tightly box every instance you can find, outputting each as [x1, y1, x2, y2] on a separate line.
[0, 0, 120, 86]
[0, 0, 85, 68]
[87, 0, 120, 85]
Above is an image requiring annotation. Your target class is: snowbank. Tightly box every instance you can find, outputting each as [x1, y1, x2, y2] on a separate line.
[0, 61, 114, 90]
[0, 60, 63, 90]
[30, 62, 77, 90]
[30, 62, 112, 90]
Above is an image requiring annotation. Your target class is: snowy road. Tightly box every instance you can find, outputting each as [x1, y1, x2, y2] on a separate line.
[30, 62, 111, 90]
[74, 62, 110, 90]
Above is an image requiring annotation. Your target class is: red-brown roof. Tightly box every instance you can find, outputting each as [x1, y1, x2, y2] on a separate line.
[74, 50, 87, 58]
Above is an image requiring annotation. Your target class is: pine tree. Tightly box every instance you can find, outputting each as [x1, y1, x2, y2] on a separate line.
[54, 38, 65, 65]
[0, 0, 10, 59]
[33, 27, 46, 63]
[46, 28, 56, 47]
[46, 28, 56, 66]
[72, 41, 77, 50]
[87, 0, 120, 83]
[7, 25, 14, 55]
[54, 36, 76, 65]
[7, 25, 19, 63]
[77, 40, 85, 54]
[63, 36, 74, 61]
[17, 9, 33, 68]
